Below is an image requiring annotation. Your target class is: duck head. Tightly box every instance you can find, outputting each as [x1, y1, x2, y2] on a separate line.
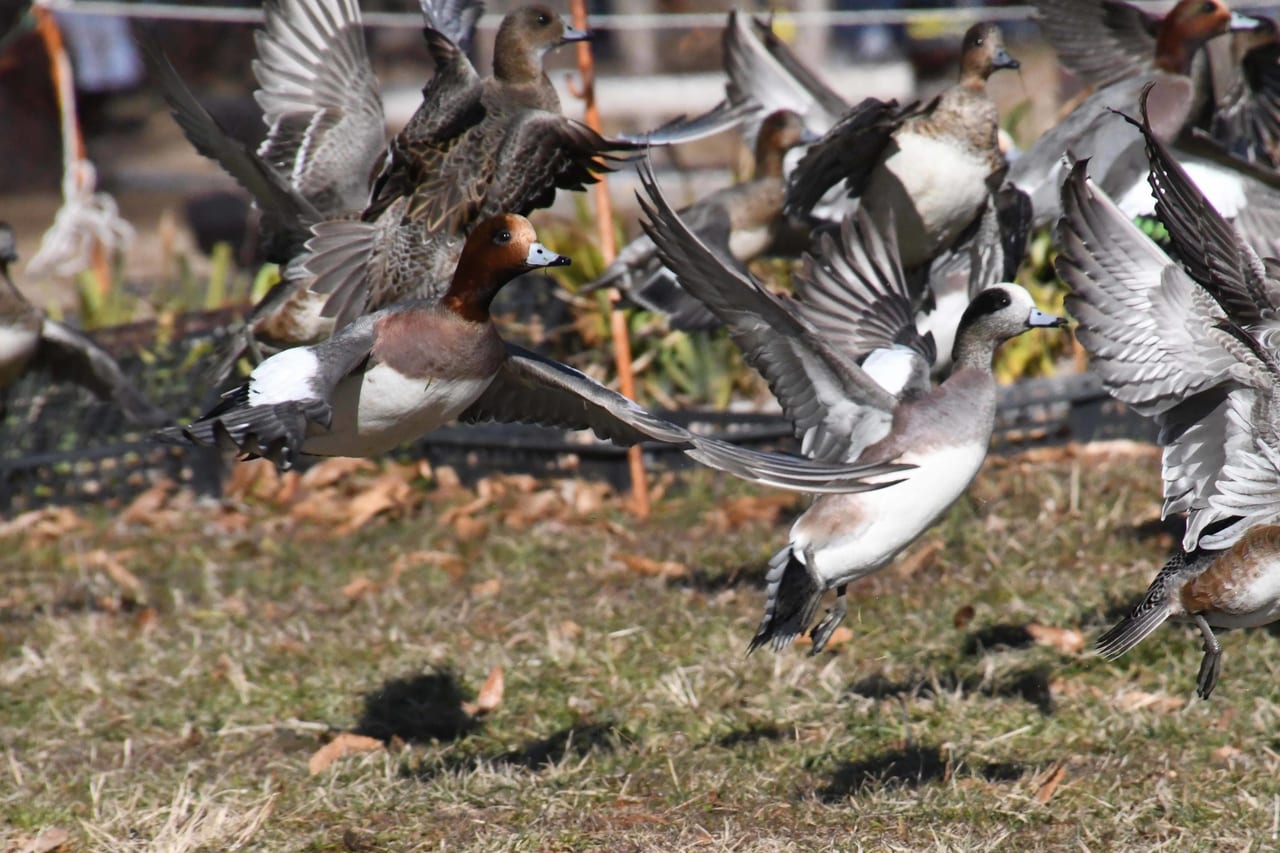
[443, 214, 570, 323]
[754, 110, 818, 179]
[1156, 0, 1266, 74]
[493, 6, 592, 83]
[959, 23, 1019, 87]
[951, 283, 1067, 368]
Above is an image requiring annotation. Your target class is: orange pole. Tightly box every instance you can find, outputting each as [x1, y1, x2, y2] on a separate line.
[569, 0, 650, 518]
[33, 5, 110, 296]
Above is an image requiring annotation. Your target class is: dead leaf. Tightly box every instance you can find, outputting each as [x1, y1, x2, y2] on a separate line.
[618, 553, 687, 579]
[300, 457, 376, 490]
[0, 506, 81, 543]
[225, 457, 284, 502]
[1212, 745, 1243, 765]
[308, 733, 384, 775]
[340, 474, 414, 533]
[16, 826, 71, 853]
[393, 550, 466, 582]
[1033, 761, 1067, 804]
[794, 626, 854, 651]
[1114, 690, 1186, 713]
[953, 604, 976, 630]
[895, 541, 943, 580]
[84, 549, 145, 601]
[120, 479, 174, 525]
[558, 620, 583, 641]
[452, 516, 490, 540]
[471, 578, 502, 598]
[1025, 623, 1085, 655]
[702, 493, 796, 532]
[342, 576, 379, 601]
[462, 665, 504, 716]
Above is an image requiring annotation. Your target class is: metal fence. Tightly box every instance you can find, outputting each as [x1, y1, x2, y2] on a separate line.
[0, 310, 1156, 514]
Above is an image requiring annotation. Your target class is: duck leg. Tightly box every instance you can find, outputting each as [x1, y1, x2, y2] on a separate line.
[1193, 613, 1222, 700]
[808, 584, 848, 655]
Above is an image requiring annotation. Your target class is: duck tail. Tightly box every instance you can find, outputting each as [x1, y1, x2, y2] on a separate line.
[748, 545, 823, 654]
[1095, 598, 1171, 661]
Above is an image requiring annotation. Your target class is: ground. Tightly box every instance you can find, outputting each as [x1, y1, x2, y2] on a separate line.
[3, 442, 1279, 852]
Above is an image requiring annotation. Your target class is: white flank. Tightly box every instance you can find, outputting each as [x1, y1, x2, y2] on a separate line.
[793, 440, 988, 585]
[247, 348, 323, 405]
[865, 133, 989, 268]
[917, 288, 970, 371]
[302, 364, 495, 457]
[862, 346, 919, 396]
[0, 324, 38, 366]
[728, 225, 773, 261]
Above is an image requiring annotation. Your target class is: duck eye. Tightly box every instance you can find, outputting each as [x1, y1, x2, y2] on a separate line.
[494, 229, 512, 245]
[974, 37, 984, 46]
[537, 13, 550, 25]
[1200, 1, 1216, 12]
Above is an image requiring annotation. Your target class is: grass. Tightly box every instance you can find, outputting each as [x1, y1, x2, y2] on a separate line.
[4, 447, 1280, 851]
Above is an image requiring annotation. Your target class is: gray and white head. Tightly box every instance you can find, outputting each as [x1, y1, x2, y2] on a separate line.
[952, 283, 1067, 366]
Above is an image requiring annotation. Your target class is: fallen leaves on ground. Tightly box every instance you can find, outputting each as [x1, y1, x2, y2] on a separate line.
[1113, 690, 1186, 713]
[1032, 761, 1067, 804]
[617, 553, 688, 579]
[1025, 623, 1085, 655]
[462, 665, 504, 717]
[82, 548, 146, 602]
[393, 550, 466, 582]
[700, 493, 799, 533]
[0, 506, 82, 543]
[308, 733, 384, 775]
[14, 827, 71, 853]
[794, 626, 854, 651]
[895, 541, 943, 580]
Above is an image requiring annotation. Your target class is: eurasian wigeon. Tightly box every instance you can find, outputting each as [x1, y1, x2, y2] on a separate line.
[0, 224, 171, 427]
[635, 166, 1067, 654]
[1057, 121, 1280, 698]
[158, 214, 912, 495]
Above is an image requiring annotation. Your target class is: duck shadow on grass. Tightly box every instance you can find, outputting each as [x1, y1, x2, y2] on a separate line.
[848, 662, 1056, 715]
[818, 744, 1027, 802]
[352, 670, 631, 781]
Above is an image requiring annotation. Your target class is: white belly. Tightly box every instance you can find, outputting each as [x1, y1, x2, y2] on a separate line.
[865, 133, 990, 268]
[728, 225, 773, 262]
[303, 364, 494, 457]
[0, 324, 38, 380]
[794, 441, 988, 585]
[1206, 554, 1280, 629]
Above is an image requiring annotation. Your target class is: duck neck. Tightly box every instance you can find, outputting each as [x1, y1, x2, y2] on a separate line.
[1154, 26, 1196, 75]
[753, 137, 787, 180]
[493, 33, 545, 87]
[441, 264, 518, 324]
[951, 334, 999, 373]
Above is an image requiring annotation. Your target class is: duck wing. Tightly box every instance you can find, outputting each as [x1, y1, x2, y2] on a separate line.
[1031, 0, 1159, 88]
[140, 32, 320, 261]
[36, 321, 172, 428]
[1057, 161, 1260, 549]
[461, 344, 912, 495]
[722, 10, 846, 136]
[1207, 25, 1280, 169]
[784, 98, 925, 218]
[417, 0, 483, 55]
[252, 0, 387, 215]
[791, 208, 936, 393]
[636, 162, 899, 464]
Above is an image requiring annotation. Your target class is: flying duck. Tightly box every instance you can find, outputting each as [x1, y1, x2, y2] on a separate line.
[784, 23, 1020, 272]
[0, 224, 171, 427]
[157, 214, 911, 495]
[1057, 121, 1280, 698]
[635, 165, 1067, 654]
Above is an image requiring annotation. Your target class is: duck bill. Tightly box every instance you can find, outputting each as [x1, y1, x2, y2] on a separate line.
[1027, 308, 1067, 328]
[992, 47, 1020, 71]
[526, 242, 571, 269]
[1228, 11, 1268, 31]
[560, 21, 593, 44]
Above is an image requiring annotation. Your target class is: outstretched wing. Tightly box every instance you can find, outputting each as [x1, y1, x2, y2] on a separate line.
[1031, 0, 1159, 88]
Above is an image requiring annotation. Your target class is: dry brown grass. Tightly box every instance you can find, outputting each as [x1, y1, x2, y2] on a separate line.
[4, 445, 1280, 851]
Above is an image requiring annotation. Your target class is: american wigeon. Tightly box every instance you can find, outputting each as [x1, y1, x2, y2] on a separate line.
[1057, 125, 1280, 698]
[0, 224, 171, 427]
[635, 166, 1067, 654]
[158, 214, 911, 494]
[784, 23, 1019, 272]
[586, 109, 816, 330]
[1012, 0, 1266, 227]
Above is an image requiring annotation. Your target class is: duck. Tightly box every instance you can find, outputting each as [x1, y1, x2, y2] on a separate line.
[784, 22, 1020, 272]
[1056, 112, 1280, 699]
[583, 109, 817, 331]
[157, 213, 912, 495]
[0, 224, 171, 427]
[634, 164, 1067, 654]
[1011, 0, 1266, 228]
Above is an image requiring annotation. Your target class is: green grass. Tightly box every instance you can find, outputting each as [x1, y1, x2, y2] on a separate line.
[4, 448, 1280, 851]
